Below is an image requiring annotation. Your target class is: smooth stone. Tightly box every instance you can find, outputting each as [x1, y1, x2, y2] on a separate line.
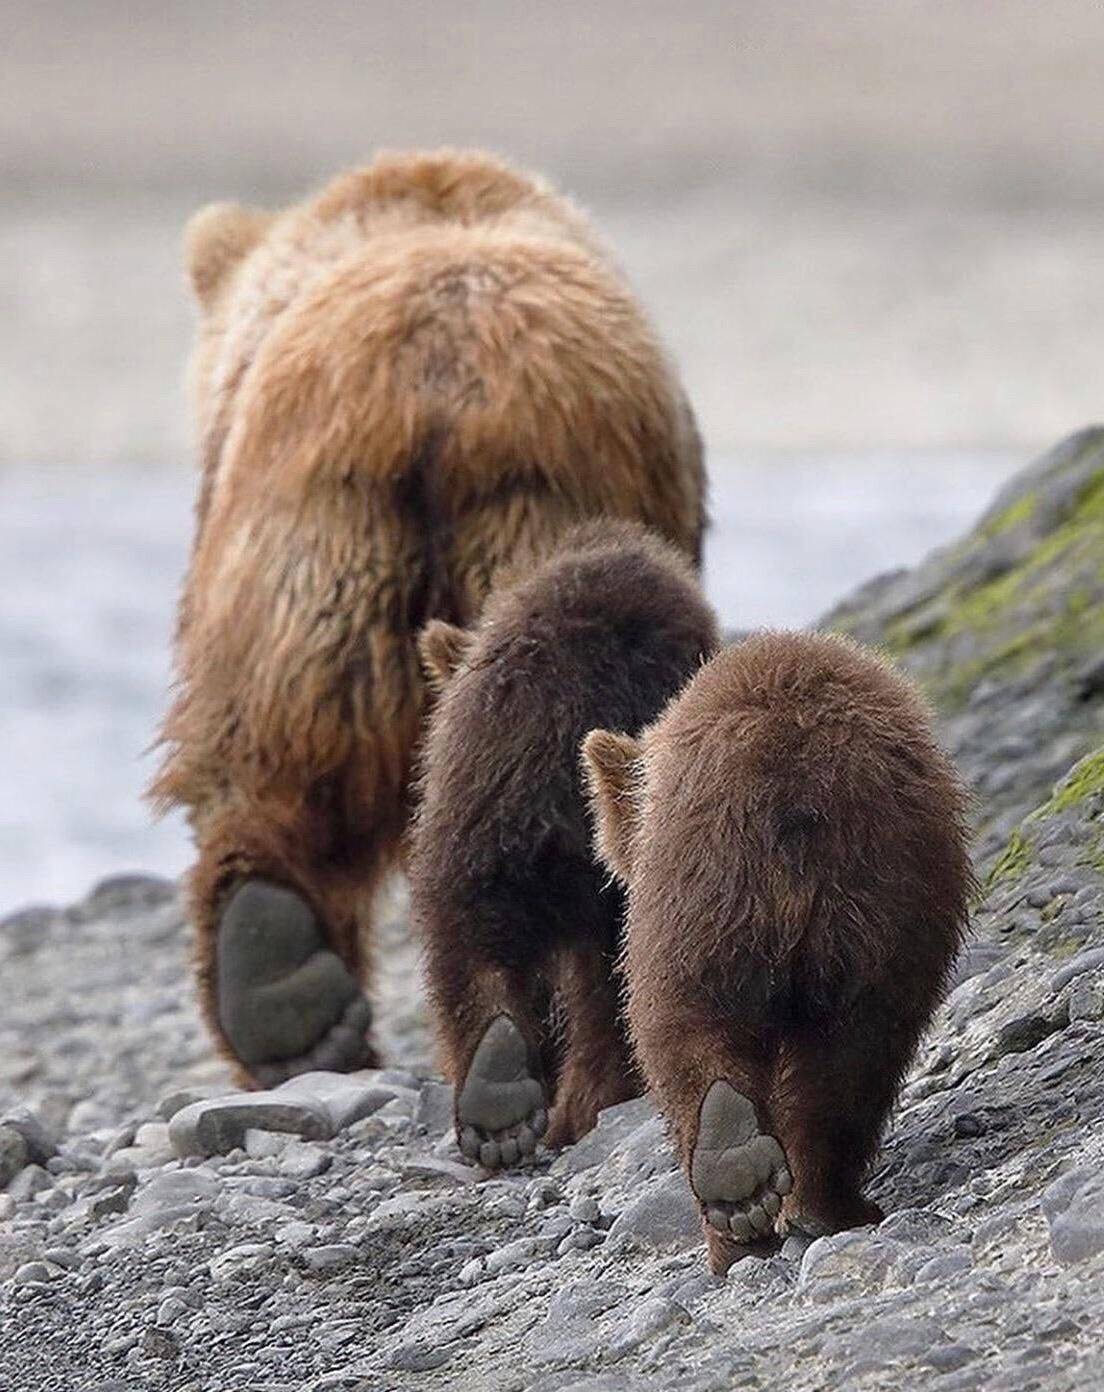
[169, 1094, 332, 1158]
[8, 1165, 53, 1202]
[606, 1171, 700, 1251]
[0, 1126, 29, 1188]
[208, 1242, 274, 1281]
[274, 1221, 317, 1250]
[606, 1296, 691, 1359]
[414, 1082, 455, 1134]
[1051, 948, 1104, 992]
[156, 1295, 191, 1326]
[550, 1097, 658, 1178]
[797, 1230, 903, 1300]
[276, 1071, 401, 1131]
[13, 1260, 56, 1285]
[1042, 1168, 1104, 1263]
[399, 1155, 478, 1187]
[303, 1244, 357, 1272]
[0, 1109, 56, 1166]
[485, 1235, 558, 1274]
[277, 1141, 331, 1180]
[244, 1129, 288, 1159]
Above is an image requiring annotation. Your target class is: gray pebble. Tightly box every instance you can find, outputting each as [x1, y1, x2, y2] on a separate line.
[0, 1108, 57, 1165]
[569, 1195, 601, 1224]
[558, 1227, 606, 1255]
[208, 1242, 275, 1281]
[539, 1213, 575, 1240]
[303, 1243, 358, 1272]
[7, 1164, 53, 1202]
[994, 1013, 1062, 1056]
[13, 1260, 55, 1285]
[0, 1126, 29, 1188]
[274, 1220, 318, 1250]
[606, 1171, 700, 1251]
[156, 1296, 190, 1326]
[1051, 947, 1104, 991]
[278, 1141, 331, 1180]
[1042, 1168, 1104, 1263]
[276, 1071, 403, 1131]
[244, 1128, 288, 1159]
[169, 1094, 332, 1158]
[414, 1082, 455, 1134]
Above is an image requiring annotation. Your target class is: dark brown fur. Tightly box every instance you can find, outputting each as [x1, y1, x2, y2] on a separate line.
[584, 632, 974, 1270]
[149, 150, 707, 1081]
[409, 520, 719, 1147]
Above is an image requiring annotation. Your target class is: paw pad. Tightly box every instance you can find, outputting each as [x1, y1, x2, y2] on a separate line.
[217, 879, 375, 1083]
[691, 1080, 792, 1241]
[456, 1015, 547, 1170]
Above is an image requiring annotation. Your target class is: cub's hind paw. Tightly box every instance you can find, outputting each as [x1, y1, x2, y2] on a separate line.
[456, 1015, 547, 1170]
[691, 1080, 791, 1242]
[217, 879, 377, 1087]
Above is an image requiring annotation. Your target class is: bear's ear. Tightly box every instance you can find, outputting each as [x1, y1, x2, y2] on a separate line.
[184, 202, 272, 310]
[418, 620, 474, 693]
[581, 729, 644, 882]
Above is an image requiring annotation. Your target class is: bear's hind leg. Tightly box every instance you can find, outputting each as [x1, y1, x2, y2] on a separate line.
[629, 983, 788, 1274]
[692, 1077, 792, 1274]
[771, 998, 924, 1241]
[191, 801, 390, 1088]
[544, 944, 641, 1149]
[424, 942, 550, 1170]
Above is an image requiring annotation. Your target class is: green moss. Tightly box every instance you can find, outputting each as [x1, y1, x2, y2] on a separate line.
[894, 466, 1104, 706]
[982, 491, 1037, 538]
[1032, 748, 1104, 818]
[985, 828, 1032, 889]
[982, 745, 1104, 897]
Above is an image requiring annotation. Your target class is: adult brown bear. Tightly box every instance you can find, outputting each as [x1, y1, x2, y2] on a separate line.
[150, 149, 706, 1086]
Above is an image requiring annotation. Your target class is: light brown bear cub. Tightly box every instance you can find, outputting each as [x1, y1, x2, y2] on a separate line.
[409, 521, 718, 1166]
[150, 149, 706, 1087]
[584, 632, 973, 1273]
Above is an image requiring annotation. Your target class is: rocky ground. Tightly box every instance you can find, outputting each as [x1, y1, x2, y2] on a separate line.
[3, 428, 1104, 1391]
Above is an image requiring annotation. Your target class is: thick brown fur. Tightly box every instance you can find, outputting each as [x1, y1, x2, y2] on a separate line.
[584, 631, 974, 1270]
[150, 150, 707, 1080]
[409, 520, 719, 1149]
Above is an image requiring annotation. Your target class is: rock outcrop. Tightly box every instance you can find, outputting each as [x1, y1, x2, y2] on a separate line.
[2, 429, 1104, 1390]
[827, 425, 1104, 861]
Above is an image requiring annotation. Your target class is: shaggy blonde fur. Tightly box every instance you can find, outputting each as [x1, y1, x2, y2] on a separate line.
[151, 148, 706, 1076]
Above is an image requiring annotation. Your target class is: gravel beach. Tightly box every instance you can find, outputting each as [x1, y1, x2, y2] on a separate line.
[3, 430, 1104, 1390]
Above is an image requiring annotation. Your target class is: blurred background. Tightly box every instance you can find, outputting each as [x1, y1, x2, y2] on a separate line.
[1, 0, 1101, 907]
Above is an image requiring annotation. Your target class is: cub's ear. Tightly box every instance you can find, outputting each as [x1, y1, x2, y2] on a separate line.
[581, 729, 644, 883]
[184, 202, 272, 310]
[418, 620, 474, 693]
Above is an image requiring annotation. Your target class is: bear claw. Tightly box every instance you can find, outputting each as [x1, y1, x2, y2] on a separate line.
[692, 1080, 791, 1242]
[455, 1015, 547, 1170]
[217, 879, 376, 1085]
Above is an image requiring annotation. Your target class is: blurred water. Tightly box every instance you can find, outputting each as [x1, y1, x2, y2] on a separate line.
[0, 453, 1017, 912]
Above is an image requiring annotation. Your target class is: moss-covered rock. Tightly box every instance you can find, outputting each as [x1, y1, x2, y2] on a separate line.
[984, 746, 1104, 899]
[824, 426, 1104, 862]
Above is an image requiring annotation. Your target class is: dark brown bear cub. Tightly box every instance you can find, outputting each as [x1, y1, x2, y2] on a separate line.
[583, 632, 973, 1273]
[409, 520, 719, 1167]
